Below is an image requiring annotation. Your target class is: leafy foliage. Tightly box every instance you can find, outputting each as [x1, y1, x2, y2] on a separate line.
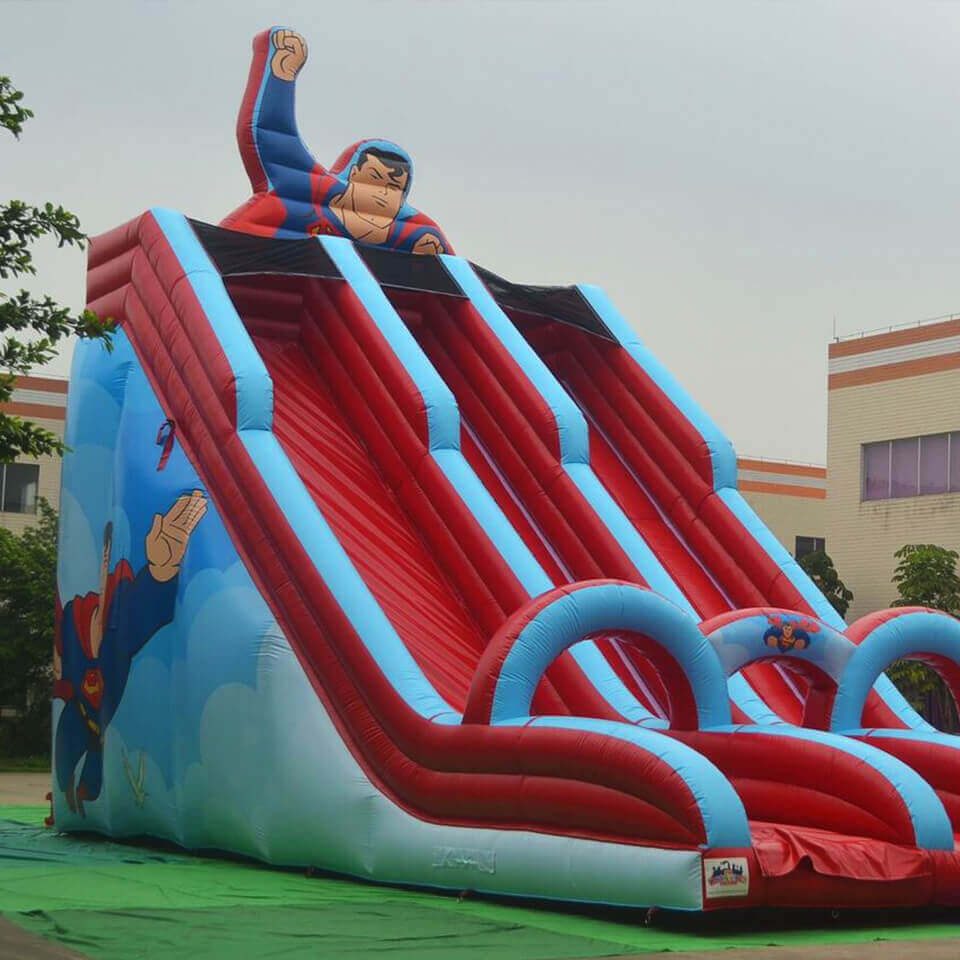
[887, 543, 960, 732]
[891, 543, 960, 614]
[0, 500, 57, 758]
[1, 77, 114, 462]
[0, 76, 32, 138]
[797, 549, 853, 617]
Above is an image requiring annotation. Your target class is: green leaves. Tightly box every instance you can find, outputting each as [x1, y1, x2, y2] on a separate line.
[887, 543, 960, 731]
[891, 543, 960, 614]
[0, 411, 64, 460]
[1, 77, 114, 462]
[0, 199, 87, 280]
[0, 77, 33, 139]
[0, 499, 58, 759]
[797, 549, 853, 618]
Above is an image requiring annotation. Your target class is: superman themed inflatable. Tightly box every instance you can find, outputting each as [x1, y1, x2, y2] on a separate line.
[55, 25, 960, 910]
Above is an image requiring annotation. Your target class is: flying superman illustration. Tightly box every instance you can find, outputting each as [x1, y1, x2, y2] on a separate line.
[222, 26, 453, 255]
[53, 492, 208, 816]
[763, 614, 818, 653]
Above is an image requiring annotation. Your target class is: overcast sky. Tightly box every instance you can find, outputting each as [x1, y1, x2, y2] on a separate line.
[4, 1, 960, 462]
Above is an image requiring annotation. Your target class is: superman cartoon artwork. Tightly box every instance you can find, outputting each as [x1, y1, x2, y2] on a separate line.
[222, 27, 452, 255]
[763, 614, 818, 653]
[52, 492, 207, 815]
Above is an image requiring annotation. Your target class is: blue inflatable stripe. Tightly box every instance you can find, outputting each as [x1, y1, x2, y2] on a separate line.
[322, 243, 651, 723]
[567, 463, 696, 607]
[441, 257, 590, 465]
[716, 487, 930, 731]
[856, 728, 960, 751]
[154, 212, 457, 723]
[727, 673, 781, 725]
[577, 277, 929, 734]
[320, 238, 459, 451]
[445, 257, 778, 726]
[716, 724, 954, 851]
[717, 488, 845, 630]
[320, 240, 555, 598]
[492, 583, 732, 731]
[576, 284, 738, 491]
[832, 611, 960, 733]
[518, 716, 751, 848]
[150, 209, 273, 432]
[444, 258, 694, 722]
[431, 450, 552, 597]
[440, 266, 685, 623]
[242, 432, 458, 723]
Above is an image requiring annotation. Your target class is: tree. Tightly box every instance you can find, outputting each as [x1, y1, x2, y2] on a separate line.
[0, 499, 58, 758]
[798, 549, 853, 618]
[1, 75, 113, 461]
[887, 543, 960, 732]
[891, 544, 960, 614]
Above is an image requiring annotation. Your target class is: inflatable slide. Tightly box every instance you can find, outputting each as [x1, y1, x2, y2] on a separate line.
[53, 26, 960, 911]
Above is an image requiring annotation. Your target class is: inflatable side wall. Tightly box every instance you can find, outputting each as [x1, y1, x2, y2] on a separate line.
[55, 323, 716, 907]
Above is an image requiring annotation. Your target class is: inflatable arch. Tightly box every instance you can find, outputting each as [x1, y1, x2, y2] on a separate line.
[703, 606, 960, 734]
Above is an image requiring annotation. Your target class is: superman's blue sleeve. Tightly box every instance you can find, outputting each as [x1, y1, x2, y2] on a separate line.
[242, 27, 316, 208]
[108, 569, 179, 661]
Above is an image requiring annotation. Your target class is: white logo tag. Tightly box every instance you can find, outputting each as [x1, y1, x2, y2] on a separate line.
[703, 856, 750, 898]
[432, 846, 496, 875]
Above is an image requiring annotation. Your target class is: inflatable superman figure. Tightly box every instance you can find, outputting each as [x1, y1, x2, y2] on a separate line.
[53, 492, 207, 816]
[222, 27, 453, 254]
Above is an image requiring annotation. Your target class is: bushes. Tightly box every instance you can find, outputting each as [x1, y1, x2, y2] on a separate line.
[886, 544, 960, 732]
[0, 500, 57, 761]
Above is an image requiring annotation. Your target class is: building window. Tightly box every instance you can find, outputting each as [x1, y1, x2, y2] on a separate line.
[920, 433, 949, 495]
[863, 431, 960, 501]
[863, 442, 890, 500]
[1, 463, 39, 514]
[795, 536, 825, 559]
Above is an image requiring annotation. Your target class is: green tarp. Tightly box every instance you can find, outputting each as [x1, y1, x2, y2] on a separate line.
[1, 806, 959, 959]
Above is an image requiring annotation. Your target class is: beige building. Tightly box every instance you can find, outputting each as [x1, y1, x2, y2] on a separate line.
[826, 317, 960, 620]
[737, 457, 827, 560]
[0, 375, 67, 535]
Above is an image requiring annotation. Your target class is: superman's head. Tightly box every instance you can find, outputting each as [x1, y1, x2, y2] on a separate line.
[329, 139, 414, 227]
[347, 147, 410, 223]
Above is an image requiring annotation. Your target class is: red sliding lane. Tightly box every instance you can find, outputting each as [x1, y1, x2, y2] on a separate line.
[578, 381, 806, 725]
[390, 290, 764, 723]
[459, 421, 669, 719]
[516, 316, 903, 729]
[256, 334, 485, 710]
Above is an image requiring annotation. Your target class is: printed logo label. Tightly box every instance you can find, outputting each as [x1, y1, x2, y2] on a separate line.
[431, 846, 496, 875]
[703, 857, 750, 898]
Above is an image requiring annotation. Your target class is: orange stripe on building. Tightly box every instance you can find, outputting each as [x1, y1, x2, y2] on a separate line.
[828, 351, 960, 390]
[13, 375, 69, 394]
[829, 318, 960, 359]
[0, 401, 67, 421]
[737, 458, 826, 479]
[739, 479, 826, 500]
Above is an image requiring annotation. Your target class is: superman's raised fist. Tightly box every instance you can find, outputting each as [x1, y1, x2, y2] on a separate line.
[270, 29, 308, 81]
